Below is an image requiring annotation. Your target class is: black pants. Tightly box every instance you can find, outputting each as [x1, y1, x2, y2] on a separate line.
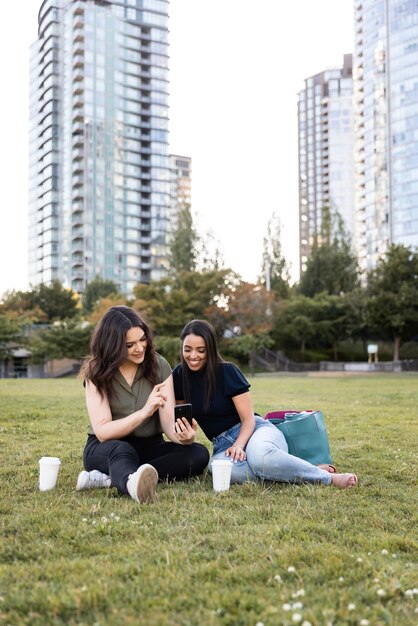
[83, 434, 209, 494]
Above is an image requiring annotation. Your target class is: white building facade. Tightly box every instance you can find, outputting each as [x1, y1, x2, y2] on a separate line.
[353, 0, 418, 273]
[28, 0, 170, 296]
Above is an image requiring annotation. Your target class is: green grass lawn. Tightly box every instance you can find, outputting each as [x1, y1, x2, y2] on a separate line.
[0, 374, 417, 626]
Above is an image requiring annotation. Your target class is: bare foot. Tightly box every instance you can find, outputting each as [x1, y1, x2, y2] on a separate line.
[331, 473, 358, 489]
[317, 464, 336, 473]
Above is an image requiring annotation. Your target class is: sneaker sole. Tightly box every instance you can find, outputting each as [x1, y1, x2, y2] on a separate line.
[75, 471, 89, 491]
[136, 465, 158, 503]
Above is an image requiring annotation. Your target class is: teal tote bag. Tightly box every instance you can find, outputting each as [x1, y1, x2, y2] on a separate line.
[274, 411, 333, 465]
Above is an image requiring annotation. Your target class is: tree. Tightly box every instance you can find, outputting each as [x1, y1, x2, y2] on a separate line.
[271, 296, 317, 359]
[28, 321, 92, 363]
[82, 276, 121, 314]
[260, 213, 290, 299]
[196, 228, 225, 273]
[0, 282, 80, 323]
[168, 204, 198, 277]
[133, 269, 232, 336]
[224, 282, 277, 335]
[299, 207, 359, 297]
[366, 244, 418, 360]
[28, 281, 80, 322]
[0, 315, 25, 361]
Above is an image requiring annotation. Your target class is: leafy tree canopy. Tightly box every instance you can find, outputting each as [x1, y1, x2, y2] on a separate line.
[366, 244, 418, 359]
[168, 204, 198, 278]
[82, 276, 121, 314]
[0, 281, 80, 323]
[299, 207, 359, 297]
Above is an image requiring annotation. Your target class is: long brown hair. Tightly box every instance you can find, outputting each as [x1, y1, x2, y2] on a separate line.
[179, 320, 224, 412]
[80, 306, 158, 400]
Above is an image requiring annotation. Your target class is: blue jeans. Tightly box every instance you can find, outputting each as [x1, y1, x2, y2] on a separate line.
[210, 417, 332, 485]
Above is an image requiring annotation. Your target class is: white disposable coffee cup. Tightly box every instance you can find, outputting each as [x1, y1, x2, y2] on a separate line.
[39, 457, 61, 491]
[211, 459, 233, 492]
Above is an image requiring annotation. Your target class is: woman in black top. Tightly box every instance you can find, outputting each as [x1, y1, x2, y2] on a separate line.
[173, 320, 357, 489]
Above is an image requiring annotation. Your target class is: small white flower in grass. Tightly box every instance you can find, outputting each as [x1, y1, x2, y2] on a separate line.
[292, 589, 305, 598]
[80, 585, 87, 592]
[292, 613, 302, 623]
[301, 621, 312, 626]
[381, 549, 388, 555]
[413, 588, 418, 595]
[92, 520, 96, 525]
[274, 574, 282, 582]
[115, 516, 120, 521]
[82, 518, 88, 522]
[392, 553, 397, 558]
[404, 590, 414, 597]
[0, 597, 4, 603]
[357, 557, 363, 563]
[373, 578, 380, 583]
[338, 576, 344, 582]
[101, 516, 108, 523]
[288, 566, 296, 573]
[348, 603, 356, 611]
[293, 602, 303, 610]
[283, 604, 292, 611]
[359, 619, 369, 625]
[376, 588, 386, 597]
[255, 622, 264, 626]
[367, 552, 371, 555]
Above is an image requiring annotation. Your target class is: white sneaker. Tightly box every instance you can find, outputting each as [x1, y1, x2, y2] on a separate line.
[126, 464, 158, 503]
[76, 469, 111, 491]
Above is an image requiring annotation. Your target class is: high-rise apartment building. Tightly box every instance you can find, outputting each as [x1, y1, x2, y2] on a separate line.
[353, 0, 418, 273]
[297, 54, 355, 274]
[169, 154, 192, 225]
[28, 0, 170, 296]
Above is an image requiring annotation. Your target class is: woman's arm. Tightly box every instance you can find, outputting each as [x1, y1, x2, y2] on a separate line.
[86, 379, 168, 442]
[225, 391, 256, 462]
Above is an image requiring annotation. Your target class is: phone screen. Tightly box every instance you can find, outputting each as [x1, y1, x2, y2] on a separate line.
[174, 403, 193, 426]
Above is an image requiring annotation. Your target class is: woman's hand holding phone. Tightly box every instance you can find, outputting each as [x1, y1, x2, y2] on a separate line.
[174, 404, 197, 444]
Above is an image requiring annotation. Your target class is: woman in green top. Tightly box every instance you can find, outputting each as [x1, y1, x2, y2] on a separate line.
[76, 306, 209, 504]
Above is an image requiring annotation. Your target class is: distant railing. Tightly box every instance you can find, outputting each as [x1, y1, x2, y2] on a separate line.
[249, 348, 319, 373]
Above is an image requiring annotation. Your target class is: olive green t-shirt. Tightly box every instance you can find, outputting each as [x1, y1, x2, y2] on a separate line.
[87, 353, 172, 438]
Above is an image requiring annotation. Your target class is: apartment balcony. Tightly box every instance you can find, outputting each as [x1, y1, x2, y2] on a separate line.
[73, 4, 84, 17]
[71, 254, 84, 265]
[72, 134, 84, 148]
[72, 214, 83, 228]
[73, 94, 84, 109]
[72, 147, 84, 161]
[73, 17, 84, 30]
[72, 190, 84, 202]
[72, 174, 84, 187]
[73, 52, 84, 69]
[73, 84, 83, 96]
[73, 69, 84, 82]
[140, 236, 151, 245]
[73, 111, 84, 124]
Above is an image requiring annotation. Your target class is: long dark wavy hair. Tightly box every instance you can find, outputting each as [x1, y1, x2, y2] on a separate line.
[179, 320, 224, 412]
[80, 306, 158, 400]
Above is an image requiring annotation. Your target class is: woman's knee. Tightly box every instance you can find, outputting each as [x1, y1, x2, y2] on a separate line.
[190, 443, 210, 473]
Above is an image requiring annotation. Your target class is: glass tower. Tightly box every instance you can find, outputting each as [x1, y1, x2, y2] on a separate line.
[28, 0, 170, 296]
[298, 55, 355, 274]
[353, 0, 418, 273]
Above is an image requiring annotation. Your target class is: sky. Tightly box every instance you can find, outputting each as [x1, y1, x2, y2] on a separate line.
[0, 0, 354, 296]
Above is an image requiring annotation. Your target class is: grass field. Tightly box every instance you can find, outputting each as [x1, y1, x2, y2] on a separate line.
[0, 374, 417, 626]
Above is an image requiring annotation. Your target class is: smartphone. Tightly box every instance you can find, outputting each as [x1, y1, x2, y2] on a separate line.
[174, 403, 193, 426]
